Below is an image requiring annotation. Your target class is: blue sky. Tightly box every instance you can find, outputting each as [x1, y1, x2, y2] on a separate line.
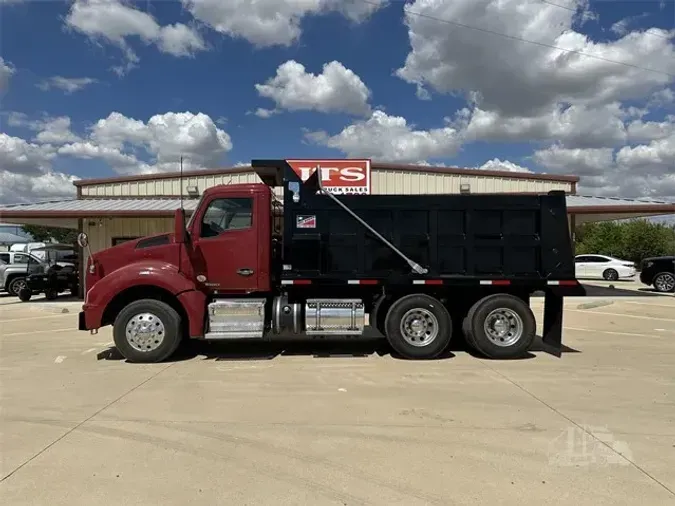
[0, 0, 674, 204]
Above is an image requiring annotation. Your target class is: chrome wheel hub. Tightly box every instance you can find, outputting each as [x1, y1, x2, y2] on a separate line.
[483, 308, 523, 347]
[400, 308, 439, 347]
[125, 312, 165, 352]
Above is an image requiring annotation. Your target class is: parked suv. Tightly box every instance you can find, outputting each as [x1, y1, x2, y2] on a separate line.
[640, 256, 675, 293]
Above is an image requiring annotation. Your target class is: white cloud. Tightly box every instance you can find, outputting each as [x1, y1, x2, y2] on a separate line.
[2, 109, 232, 204]
[616, 132, 675, 174]
[0, 57, 15, 92]
[255, 60, 372, 116]
[65, 0, 206, 72]
[0, 132, 79, 204]
[477, 158, 532, 173]
[396, 0, 675, 116]
[58, 141, 145, 174]
[626, 116, 675, 143]
[70, 110, 232, 174]
[533, 135, 675, 198]
[37, 76, 98, 94]
[0, 171, 78, 205]
[6, 113, 81, 145]
[533, 145, 615, 177]
[0, 133, 56, 176]
[182, 0, 387, 48]
[464, 103, 631, 148]
[306, 110, 462, 162]
[254, 108, 278, 118]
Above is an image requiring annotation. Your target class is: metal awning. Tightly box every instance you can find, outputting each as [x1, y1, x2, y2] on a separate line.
[0, 198, 200, 219]
[0, 195, 673, 222]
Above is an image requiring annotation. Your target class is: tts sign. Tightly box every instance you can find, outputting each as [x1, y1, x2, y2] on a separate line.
[286, 159, 371, 195]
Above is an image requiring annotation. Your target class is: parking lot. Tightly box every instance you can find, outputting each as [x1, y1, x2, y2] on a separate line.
[1, 289, 674, 506]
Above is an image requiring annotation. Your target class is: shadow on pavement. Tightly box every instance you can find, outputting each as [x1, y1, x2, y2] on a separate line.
[97, 331, 580, 364]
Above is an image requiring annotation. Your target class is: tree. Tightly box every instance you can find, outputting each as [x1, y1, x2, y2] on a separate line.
[20, 225, 78, 244]
[574, 219, 675, 265]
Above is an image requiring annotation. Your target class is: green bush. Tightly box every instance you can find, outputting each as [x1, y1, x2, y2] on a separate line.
[575, 219, 675, 265]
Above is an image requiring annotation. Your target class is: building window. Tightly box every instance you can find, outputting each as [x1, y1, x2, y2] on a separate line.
[200, 197, 253, 238]
[112, 237, 140, 246]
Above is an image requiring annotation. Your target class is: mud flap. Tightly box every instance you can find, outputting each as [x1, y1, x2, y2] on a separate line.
[542, 291, 563, 357]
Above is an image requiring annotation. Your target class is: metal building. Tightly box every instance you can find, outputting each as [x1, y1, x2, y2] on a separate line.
[1, 162, 674, 258]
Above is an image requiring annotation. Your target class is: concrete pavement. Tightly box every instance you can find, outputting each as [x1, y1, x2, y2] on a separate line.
[1, 293, 674, 505]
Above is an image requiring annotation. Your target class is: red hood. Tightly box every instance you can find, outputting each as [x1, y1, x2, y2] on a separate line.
[87, 232, 178, 284]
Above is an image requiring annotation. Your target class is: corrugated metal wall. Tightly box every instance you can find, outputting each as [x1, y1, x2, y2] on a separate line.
[80, 169, 572, 197]
[372, 170, 571, 194]
[84, 217, 173, 253]
[80, 169, 573, 253]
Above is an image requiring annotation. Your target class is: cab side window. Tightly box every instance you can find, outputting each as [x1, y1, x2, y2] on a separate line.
[14, 254, 28, 264]
[0, 253, 9, 264]
[200, 198, 253, 238]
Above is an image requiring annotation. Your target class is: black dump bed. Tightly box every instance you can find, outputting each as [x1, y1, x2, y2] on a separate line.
[254, 160, 576, 282]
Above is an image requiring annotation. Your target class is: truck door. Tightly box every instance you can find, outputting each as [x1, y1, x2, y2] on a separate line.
[192, 196, 260, 293]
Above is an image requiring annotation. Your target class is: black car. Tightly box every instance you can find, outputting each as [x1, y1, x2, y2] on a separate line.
[639, 256, 675, 293]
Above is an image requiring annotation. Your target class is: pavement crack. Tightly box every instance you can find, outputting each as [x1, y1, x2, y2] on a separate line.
[0, 363, 175, 483]
[478, 359, 675, 498]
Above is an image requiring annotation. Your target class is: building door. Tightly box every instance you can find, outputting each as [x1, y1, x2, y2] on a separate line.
[191, 196, 260, 293]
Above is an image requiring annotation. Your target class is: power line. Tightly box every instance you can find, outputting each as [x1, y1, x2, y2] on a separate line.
[538, 0, 674, 41]
[362, 0, 675, 79]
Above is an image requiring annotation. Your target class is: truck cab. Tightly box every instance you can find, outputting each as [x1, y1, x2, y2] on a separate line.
[79, 159, 583, 363]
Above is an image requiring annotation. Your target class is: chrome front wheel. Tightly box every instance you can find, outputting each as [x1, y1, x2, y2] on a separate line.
[113, 299, 182, 363]
[125, 312, 166, 352]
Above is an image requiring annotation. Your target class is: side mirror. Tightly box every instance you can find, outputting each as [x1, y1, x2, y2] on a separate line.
[174, 208, 187, 243]
[77, 232, 89, 249]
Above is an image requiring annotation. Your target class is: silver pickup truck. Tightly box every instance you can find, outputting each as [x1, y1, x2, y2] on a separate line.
[0, 252, 47, 296]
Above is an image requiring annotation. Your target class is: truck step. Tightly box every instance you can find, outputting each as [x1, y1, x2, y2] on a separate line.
[204, 331, 264, 340]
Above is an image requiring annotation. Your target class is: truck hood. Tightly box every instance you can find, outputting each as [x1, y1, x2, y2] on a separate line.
[90, 233, 176, 278]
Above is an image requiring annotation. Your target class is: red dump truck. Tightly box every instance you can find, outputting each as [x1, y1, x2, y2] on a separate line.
[78, 159, 585, 363]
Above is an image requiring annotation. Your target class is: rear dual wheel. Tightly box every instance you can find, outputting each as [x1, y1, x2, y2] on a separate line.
[384, 294, 452, 359]
[462, 294, 535, 359]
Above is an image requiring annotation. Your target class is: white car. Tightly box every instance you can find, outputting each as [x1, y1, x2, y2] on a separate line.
[574, 254, 636, 281]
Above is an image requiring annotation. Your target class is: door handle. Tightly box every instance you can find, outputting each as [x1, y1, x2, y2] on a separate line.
[237, 268, 254, 276]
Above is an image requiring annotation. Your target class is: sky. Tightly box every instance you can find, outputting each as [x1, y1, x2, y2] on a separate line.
[0, 0, 674, 205]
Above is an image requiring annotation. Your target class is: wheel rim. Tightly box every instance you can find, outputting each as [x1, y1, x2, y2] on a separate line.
[483, 308, 524, 347]
[125, 312, 166, 352]
[11, 280, 26, 295]
[606, 270, 617, 281]
[399, 308, 439, 347]
[655, 274, 675, 292]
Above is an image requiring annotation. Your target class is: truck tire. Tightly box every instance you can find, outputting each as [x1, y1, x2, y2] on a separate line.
[7, 277, 27, 296]
[463, 294, 535, 359]
[113, 299, 183, 363]
[45, 289, 58, 301]
[384, 294, 452, 359]
[18, 288, 32, 302]
[370, 295, 390, 335]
